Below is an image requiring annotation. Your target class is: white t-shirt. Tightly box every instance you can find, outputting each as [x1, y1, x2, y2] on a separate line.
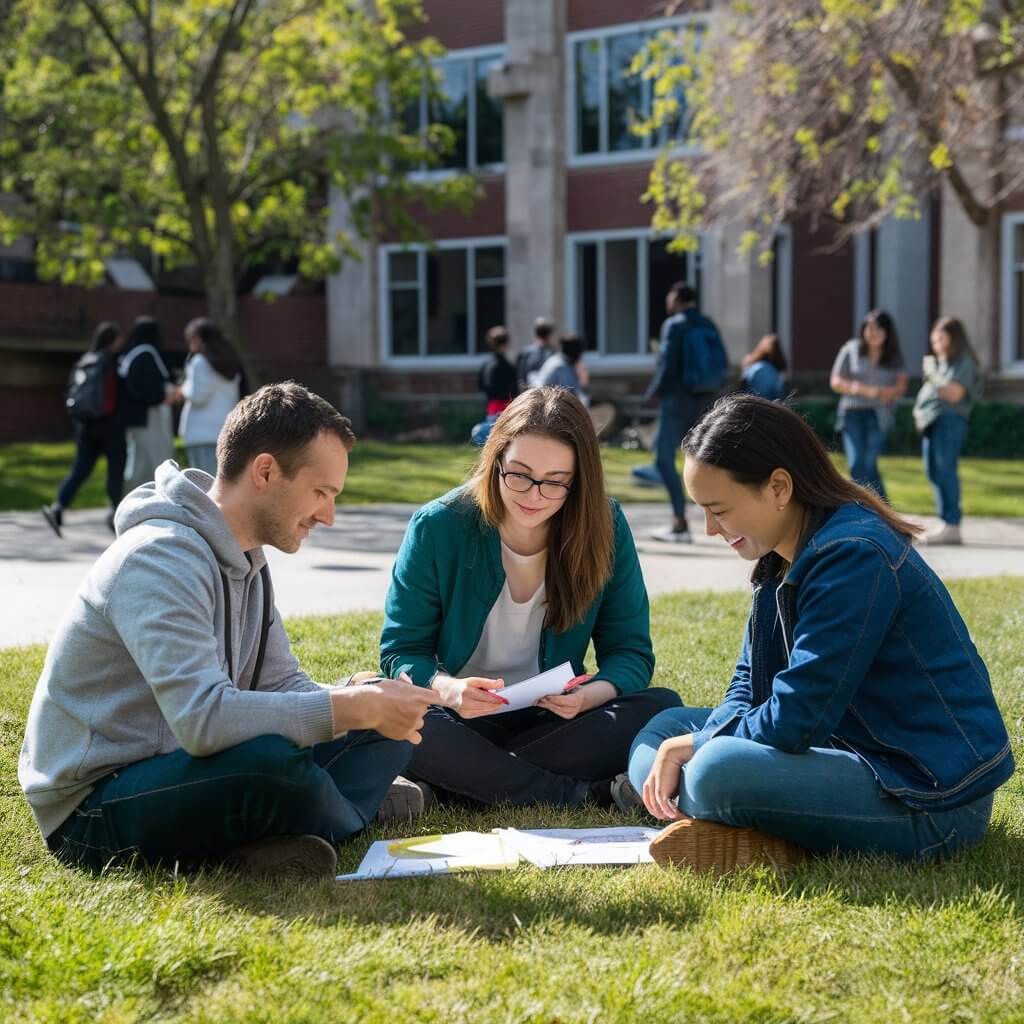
[459, 543, 547, 686]
[179, 353, 241, 446]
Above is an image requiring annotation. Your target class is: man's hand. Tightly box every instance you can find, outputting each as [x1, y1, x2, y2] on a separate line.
[431, 674, 507, 719]
[643, 734, 695, 821]
[331, 676, 435, 743]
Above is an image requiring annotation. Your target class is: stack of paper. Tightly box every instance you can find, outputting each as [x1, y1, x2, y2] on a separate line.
[336, 826, 660, 881]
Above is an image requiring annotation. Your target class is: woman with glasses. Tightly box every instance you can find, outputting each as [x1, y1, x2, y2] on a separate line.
[380, 386, 680, 809]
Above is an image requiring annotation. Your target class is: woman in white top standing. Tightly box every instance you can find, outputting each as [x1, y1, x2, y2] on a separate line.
[380, 386, 679, 809]
[172, 318, 242, 476]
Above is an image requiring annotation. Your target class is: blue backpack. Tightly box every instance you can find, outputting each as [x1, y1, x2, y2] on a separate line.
[679, 313, 728, 394]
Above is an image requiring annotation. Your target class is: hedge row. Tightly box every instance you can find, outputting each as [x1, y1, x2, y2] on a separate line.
[792, 398, 1024, 459]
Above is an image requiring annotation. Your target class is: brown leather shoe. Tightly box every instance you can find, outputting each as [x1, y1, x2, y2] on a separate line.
[649, 817, 806, 874]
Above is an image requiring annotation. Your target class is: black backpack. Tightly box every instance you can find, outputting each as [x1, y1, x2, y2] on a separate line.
[65, 351, 117, 421]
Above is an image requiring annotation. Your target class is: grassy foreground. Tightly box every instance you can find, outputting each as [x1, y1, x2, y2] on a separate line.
[1, 581, 1023, 1023]
[2, 439, 1022, 518]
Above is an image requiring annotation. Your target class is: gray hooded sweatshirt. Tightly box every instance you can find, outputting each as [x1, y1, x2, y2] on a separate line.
[19, 461, 335, 838]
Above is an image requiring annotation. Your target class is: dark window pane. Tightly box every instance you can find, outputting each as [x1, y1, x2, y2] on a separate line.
[476, 284, 505, 350]
[426, 249, 468, 355]
[575, 40, 601, 155]
[475, 246, 505, 281]
[608, 32, 647, 152]
[605, 239, 639, 353]
[577, 242, 599, 350]
[475, 56, 504, 167]
[1016, 269, 1024, 362]
[389, 251, 418, 283]
[431, 60, 469, 170]
[648, 239, 691, 351]
[390, 289, 419, 356]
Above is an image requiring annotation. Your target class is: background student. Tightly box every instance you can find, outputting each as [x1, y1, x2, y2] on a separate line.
[630, 394, 1013, 873]
[381, 386, 679, 811]
[913, 316, 983, 546]
[741, 333, 787, 401]
[830, 309, 907, 501]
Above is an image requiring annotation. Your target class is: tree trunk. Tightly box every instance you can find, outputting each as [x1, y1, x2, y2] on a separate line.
[204, 228, 260, 391]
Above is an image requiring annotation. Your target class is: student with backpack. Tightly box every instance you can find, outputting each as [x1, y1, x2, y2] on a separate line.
[42, 322, 127, 537]
[645, 282, 728, 543]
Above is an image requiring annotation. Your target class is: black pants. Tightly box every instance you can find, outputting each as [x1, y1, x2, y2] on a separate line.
[57, 421, 127, 509]
[407, 687, 681, 807]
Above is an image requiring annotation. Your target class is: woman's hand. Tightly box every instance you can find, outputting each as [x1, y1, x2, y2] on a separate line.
[431, 673, 507, 719]
[536, 678, 614, 720]
[643, 734, 695, 821]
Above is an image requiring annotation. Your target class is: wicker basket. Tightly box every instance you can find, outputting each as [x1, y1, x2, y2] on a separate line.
[649, 817, 806, 875]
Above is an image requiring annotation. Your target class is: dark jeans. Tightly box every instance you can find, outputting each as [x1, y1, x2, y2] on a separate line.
[57, 420, 127, 509]
[407, 688, 681, 807]
[653, 394, 706, 520]
[47, 732, 412, 872]
[923, 413, 969, 525]
[629, 707, 993, 861]
[840, 408, 889, 501]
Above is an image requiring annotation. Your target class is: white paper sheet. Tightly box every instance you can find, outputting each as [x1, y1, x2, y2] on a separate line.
[336, 826, 660, 881]
[494, 661, 576, 713]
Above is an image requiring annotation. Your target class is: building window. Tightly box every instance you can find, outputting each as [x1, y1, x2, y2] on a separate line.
[407, 49, 505, 172]
[570, 22, 695, 162]
[1002, 214, 1024, 370]
[383, 240, 506, 360]
[568, 233, 700, 357]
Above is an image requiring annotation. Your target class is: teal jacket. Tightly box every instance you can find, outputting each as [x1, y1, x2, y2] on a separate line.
[380, 489, 655, 693]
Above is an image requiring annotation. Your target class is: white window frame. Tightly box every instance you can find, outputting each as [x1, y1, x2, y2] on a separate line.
[379, 235, 507, 368]
[566, 16, 704, 169]
[999, 211, 1024, 377]
[407, 44, 506, 180]
[564, 228, 701, 368]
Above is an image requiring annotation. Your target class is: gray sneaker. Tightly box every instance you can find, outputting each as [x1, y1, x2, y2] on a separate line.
[609, 772, 645, 814]
[650, 526, 692, 544]
[227, 834, 337, 880]
[375, 776, 434, 824]
[41, 504, 63, 538]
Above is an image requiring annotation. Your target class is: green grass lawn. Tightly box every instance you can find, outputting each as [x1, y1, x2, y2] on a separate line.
[2, 440, 1022, 518]
[1, 580, 1023, 1022]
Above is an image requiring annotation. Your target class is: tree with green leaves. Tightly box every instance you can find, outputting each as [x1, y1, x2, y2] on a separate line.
[0, 0, 475, 377]
[641, 1, 1024, 261]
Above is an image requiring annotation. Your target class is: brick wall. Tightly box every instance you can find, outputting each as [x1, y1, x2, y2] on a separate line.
[567, 164, 654, 232]
[790, 218, 855, 372]
[381, 176, 506, 242]
[411, 0, 504, 48]
[568, 0, 711, 31]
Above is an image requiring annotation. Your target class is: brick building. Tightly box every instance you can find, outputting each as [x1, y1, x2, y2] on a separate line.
[3, 0, 1022, 440]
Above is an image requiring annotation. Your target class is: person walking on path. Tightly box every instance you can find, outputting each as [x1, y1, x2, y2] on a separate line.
[381, 386, 679, 812]
[42, 322, 127, 538]
[20, 383, 434, 881]
[741, 333, 787, 402]
[631, 394, 1014, 873]
[170, 318, 242, 476]
[830, 309, 907, 501]
[119, 316, 176, 492]
[645, 282, 728, 544]
[516, 316, 556, 392]
[913, 316, 984, 547]
[477, 325, 518, 418]
[535, 333, 588, 402]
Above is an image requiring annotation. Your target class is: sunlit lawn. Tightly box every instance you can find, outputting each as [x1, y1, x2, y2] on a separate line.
[1, 580, 1022, 1022]
[2, 440, 1022, 518]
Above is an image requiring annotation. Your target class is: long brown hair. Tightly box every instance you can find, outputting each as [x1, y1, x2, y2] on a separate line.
[858, 309, 903, 368]
[683, 393, 922, 583]
[930, 316, 978, 364]
[468, 386, 614, 633]
[742, 333, 787, 372]
[186, 317, 241, 381]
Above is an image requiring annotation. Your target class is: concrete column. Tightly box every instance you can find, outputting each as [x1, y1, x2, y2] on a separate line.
[489, 0, 566, 350]
[325, 185, 378, 425]
[700, 222, 773, 365]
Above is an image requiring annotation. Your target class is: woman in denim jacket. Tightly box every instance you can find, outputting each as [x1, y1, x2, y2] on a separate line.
[630, 393, 1014, 872]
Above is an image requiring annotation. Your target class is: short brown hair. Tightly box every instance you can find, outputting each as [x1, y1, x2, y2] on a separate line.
[467, 387, 614, 633]
[216, 381, 356, 482]
[485, 326, 509, 351]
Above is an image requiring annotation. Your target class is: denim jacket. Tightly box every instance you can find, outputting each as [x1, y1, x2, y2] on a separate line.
[694, 504, 1014, 810]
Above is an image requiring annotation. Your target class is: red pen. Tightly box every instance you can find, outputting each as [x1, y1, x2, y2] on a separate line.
[563, 673, 593, 692]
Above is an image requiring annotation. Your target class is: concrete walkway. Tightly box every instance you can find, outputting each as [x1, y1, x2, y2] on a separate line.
[2, 503, 1023, 648]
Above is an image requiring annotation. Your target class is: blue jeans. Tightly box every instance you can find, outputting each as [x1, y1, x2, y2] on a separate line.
[57, 421, 127, 510]
[186, 443, 218, 476]
[841, 408, 889, 501]
[628, 707, 993, 861]
[47, 732, 413, 872]
[923, 413, 969, 525]
[654, 394, 705, 520]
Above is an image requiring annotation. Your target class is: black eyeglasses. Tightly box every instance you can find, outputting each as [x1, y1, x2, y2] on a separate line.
[497, 465, 573, 501]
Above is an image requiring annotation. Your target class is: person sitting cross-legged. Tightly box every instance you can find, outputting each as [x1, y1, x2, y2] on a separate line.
[19, 382, 434, 881]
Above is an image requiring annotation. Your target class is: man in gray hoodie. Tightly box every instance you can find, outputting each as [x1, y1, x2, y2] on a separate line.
[19, 382, 434, 880]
